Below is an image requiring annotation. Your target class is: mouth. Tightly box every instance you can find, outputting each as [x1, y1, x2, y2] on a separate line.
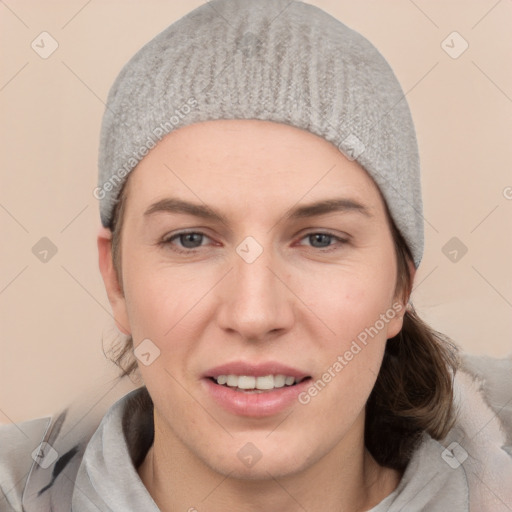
[209, 374, 312, 393]
[204, 361, 312, 392]
[202, 363, 313, 416]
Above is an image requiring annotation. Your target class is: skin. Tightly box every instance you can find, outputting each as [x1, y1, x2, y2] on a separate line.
[98, 119, 415, 512]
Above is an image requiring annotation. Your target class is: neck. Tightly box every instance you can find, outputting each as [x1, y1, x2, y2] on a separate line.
[137, 414, 402, 512]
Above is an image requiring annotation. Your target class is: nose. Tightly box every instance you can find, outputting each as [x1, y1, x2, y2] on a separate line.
[216, 240, 295, 342]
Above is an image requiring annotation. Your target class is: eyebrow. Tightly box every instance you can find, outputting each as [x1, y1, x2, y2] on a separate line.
[143, 197, 372, 224]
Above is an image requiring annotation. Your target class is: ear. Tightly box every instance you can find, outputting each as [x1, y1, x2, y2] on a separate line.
[406, 259, 416, 299]
[97, 226, 131, 335]
[386, 258, 417, 339]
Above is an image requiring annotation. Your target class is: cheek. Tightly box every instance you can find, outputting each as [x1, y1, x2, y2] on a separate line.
[121, 250, 198, 340]
[296, 283, 392, 441]
[311, 262, 398, 346]
[122, 245, 399, 359]
[121, 261, 215, 383]
[298, 256, 398, 397]
[123, 274, 169, 340]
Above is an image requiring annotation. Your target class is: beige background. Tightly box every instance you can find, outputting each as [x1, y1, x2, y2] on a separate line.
[1, 0, 511, 425]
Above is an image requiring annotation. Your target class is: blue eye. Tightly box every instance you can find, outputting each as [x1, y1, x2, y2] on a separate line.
[161, 231, 209, 253]
[302, 232, 341, 250]
[160, 231, 348, 254]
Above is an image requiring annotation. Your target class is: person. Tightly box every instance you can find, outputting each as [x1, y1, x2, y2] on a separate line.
[1, 0, 511, 510]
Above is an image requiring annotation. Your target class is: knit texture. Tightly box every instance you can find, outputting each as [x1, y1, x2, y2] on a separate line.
[97, 0, 424, 268]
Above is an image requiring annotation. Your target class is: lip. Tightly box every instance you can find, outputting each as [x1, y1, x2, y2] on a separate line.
[202, 361, 311, 417]
[203, 361, 309, 379]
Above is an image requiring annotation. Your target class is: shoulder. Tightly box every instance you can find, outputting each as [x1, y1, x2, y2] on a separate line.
[458, 351, 512, 442]
[0, 416, 51, 511]
[441, 352, 512, 510]
[0, 381, 143, 512]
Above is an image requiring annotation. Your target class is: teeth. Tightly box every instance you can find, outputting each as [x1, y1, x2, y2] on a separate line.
[226, 375, 238, 387]
[237, 376, 256, 389]
[273, 375, 286, 388]
[255, 375, 274, 390]
[285, 376, 295, 386]
[213, 374, 300, 390]
[216, 375, 228, 385]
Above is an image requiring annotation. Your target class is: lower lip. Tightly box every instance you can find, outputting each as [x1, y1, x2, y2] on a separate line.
[202, 378, 311, 417]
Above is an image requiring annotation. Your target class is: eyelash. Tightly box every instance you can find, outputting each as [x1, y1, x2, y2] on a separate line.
[159, 230, 349, 255]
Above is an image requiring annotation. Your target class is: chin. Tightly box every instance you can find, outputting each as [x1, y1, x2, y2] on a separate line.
[198, 437, 316, 481]
[212, 456, 309, 481]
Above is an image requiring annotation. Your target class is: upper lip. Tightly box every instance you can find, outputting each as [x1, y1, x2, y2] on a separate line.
[203, 361, 310, 379]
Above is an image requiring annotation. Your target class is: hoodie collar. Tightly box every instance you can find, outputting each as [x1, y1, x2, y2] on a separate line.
[71, 387, 156, 511]
[69, 386, 469, 511]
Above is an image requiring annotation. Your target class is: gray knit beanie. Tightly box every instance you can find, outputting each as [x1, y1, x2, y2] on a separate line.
[97, 0, 423, 268]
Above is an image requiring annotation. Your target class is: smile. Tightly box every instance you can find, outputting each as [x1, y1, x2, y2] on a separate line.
[211, 374, 308, 392]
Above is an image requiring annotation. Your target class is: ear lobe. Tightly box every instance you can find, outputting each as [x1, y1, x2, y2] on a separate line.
[385, 306, 405, 340]
[97, 226, 131, 336]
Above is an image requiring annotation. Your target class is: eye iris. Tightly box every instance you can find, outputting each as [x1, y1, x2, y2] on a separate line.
[181, 233, 203, 248]
[310, 233, 331, 248]
[170, 232, 336, 250]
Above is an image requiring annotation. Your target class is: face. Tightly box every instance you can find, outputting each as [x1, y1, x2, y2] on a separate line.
[100, 119, 407, 479]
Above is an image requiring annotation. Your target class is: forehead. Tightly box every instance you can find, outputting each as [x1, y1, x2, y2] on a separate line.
[122, 119, 385, 217]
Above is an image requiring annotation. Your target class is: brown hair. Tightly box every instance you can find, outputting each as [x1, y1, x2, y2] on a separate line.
[365, 219, 459, 469]
[104, 180, 459, 470]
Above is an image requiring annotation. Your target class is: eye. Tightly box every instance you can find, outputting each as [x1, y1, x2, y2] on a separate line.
[159, 230, 349, 254]
[298, 232, 349, 252]
[160, 231, 210, 253]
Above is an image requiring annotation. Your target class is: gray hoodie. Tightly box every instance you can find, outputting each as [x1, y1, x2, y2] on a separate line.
[1, 353, 511, 511]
